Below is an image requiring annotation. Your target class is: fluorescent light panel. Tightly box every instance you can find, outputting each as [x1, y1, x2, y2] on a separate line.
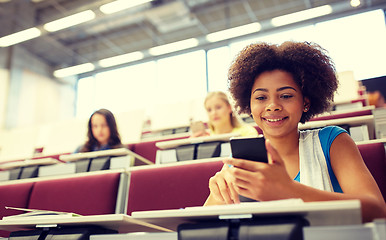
[44, 10, 96, 32]
[206, 22, 262, 43]
[100, 0, 153, 14]
[350, 0, 361, 7]
[271, 5, 332, 27]
[149, 38, 199, 56]
[0, 28, 41, 47]
[98, 51, 144, 68]
[54, 63, 95, 78]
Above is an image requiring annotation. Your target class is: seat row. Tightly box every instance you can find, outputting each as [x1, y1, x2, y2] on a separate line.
[1, 140, 385, 237]
[0, 160, 224, 237]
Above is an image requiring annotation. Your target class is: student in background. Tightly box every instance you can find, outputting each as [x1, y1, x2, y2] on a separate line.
[204, 41, 386, 222]
[75, 108, 123, 153]
[191, 91, 258, 138]
[368, 90, 385, 108]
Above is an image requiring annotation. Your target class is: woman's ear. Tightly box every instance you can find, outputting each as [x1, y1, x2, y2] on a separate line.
[303, 97, 310, 112]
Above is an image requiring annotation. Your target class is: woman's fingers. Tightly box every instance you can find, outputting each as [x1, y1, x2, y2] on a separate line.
[209, 166, 240, 204]
[265, 139, 284, 166]
[216, 174, 234, 204]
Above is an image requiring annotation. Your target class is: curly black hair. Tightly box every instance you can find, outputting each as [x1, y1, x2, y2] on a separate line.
[228, 41, 338, 123]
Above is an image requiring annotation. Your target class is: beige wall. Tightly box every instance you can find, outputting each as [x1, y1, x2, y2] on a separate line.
[2, 46, 76, 130]
[0, 68, 9, 130]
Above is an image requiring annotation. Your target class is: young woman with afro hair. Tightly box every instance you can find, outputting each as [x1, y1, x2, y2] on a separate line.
[204, 41, 386, 223]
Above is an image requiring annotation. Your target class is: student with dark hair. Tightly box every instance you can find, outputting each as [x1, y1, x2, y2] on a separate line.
[204, 41, 386, 222]
[75, 108, 123, 153]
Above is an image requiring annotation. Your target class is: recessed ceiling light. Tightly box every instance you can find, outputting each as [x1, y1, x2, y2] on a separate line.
[54, 63, 95, 78]
[0, 28, 41, 47]
[100, 0, 153, 14]
[206, 22, 262, 43]
[44, 10, 96, 32]
[149, 38, 199, 56]
[271, 5, 332, 27]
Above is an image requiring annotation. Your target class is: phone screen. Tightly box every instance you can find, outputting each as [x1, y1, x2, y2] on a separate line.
[230, 136, 268, 163]
[230, 136, 267, 202]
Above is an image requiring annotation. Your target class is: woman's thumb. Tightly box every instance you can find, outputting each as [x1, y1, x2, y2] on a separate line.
[265, 139, 284, 165]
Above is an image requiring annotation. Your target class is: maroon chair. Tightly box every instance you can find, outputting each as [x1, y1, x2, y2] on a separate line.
[357, 142, 386, 201]
[127, 143, 135, 152]
[352, 98, 367, 106]
[132, 136, 189, 164]
[131, 141, 159, 164]
[309, 109, 372, 122]
[0, 182, 35, 237]
[28, 172, 122, 215]
[127, 160, 223, 215]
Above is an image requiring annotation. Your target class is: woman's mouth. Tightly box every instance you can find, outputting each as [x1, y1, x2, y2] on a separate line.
[262, 116, 288, 125]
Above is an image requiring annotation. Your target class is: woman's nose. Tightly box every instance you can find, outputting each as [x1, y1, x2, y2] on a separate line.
[266, 101, 282, 112]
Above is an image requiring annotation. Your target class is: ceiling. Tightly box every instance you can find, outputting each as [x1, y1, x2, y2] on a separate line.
[0, 0, 385, 76]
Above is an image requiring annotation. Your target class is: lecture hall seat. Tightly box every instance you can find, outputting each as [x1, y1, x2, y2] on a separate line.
[132, 136, 189, 164]
[309, 109, 372, 122]
[28, 172, 122, 215]
[126, 160, 223, 215]
[0, 182, 35, 237]
[357, 142, 386, 201]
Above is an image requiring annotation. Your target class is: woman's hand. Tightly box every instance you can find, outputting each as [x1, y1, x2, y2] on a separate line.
[205, 162, 240, 205]
[190, 130, 210, 138]
[223, 139, 295, 201]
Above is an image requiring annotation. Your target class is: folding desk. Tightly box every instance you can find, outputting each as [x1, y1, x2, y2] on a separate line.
[0, 214, 172, 239]
[131, 199, 362, 231]
[59, 148, 154, 169]
[155, 133, 239, 163]
[0, 200, 363, 240]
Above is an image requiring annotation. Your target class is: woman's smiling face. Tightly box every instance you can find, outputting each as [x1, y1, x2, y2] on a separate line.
[250, 69, 308, 139]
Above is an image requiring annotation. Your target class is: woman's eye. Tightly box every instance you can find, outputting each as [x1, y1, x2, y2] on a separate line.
[255, 96, 266, 101]
[281, 94, 293, 99]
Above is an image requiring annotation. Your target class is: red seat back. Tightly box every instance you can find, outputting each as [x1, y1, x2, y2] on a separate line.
[132, 136, 189, 164]
[28, 172, 121, 215]
[127, 160, 223, 215]
[310, 109, 372, 121]
[0, 182, 35, 237]
[358, 142, 386, 201]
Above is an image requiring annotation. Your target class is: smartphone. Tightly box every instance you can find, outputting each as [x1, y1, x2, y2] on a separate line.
[230, 136, 268, 163]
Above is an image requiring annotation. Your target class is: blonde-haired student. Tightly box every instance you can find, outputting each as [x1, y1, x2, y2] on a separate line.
[191, 91, 258, 138]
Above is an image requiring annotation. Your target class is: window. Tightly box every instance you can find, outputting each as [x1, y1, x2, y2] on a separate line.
[315, 9, 386, 80]
[76, 76, 95, 119]
[156, 50, 207, 104]
[207, 46, 231, 92]
[94, 61, 157, 114]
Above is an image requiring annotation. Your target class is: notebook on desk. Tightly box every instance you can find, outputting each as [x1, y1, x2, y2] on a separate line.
[131, 199, 362, 231]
